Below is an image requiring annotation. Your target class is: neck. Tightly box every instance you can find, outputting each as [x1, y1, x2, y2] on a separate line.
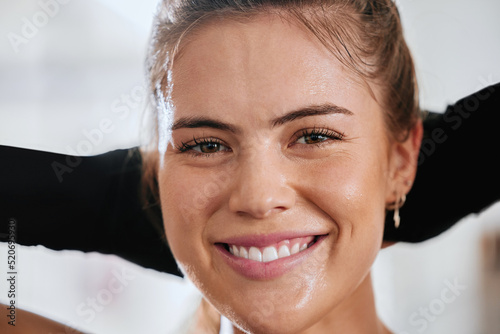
[187, 298, 221, 334]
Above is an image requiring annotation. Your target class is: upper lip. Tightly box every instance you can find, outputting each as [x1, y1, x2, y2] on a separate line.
[215, 231, 329, 248]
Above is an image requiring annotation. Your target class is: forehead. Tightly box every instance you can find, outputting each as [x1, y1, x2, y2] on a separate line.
[170, 14, 376, 121]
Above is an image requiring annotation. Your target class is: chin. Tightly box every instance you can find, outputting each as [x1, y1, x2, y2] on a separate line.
[209, 280, 333, 334]
[227, 309, 313, 334]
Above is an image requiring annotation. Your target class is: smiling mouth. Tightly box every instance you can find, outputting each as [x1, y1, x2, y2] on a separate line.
[220, 235, 321, 263]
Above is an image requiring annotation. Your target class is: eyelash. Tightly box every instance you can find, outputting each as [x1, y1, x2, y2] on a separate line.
[176, 137, 230, 156]
[176, 127, 345, 156]
[291, 127, 345, 146]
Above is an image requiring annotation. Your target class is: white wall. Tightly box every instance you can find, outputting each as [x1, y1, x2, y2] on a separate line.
[1, 0, 499, 333]
[0, 0, 158, 154]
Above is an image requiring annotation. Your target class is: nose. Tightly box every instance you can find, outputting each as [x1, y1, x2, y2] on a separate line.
[228, 149, 295, 219]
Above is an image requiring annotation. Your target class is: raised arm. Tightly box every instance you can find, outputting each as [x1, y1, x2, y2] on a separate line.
[0, 146, 179, 275]
[384, 82, 500, 241]
[2, 83, 498, 271]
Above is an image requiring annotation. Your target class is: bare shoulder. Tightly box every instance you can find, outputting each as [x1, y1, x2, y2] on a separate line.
[0, 304, 85, 334]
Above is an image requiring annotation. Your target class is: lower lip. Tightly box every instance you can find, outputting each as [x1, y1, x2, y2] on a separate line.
[215, 235, 328, 280]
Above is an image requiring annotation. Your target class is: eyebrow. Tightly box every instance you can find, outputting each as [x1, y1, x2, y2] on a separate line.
[171, 117, 239, 133]
[271, 104, 353, 127]
[171, 103, 353, 132]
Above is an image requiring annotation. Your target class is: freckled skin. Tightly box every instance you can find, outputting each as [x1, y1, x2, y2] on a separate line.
[158, 14, 422, 334]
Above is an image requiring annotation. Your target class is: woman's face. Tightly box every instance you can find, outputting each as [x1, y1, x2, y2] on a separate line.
[158, 15, 417, 333]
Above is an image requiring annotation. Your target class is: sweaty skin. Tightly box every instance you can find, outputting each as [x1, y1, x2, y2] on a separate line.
[158, 15, 422, 334]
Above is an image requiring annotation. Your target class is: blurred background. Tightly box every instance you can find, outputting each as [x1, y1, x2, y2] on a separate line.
[1, 0, 500, 333]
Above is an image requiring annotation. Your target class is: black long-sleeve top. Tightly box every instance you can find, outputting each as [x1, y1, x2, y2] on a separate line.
[1, 83, 499, 275]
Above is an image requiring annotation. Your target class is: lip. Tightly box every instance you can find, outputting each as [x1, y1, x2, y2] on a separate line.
[217, 231, 327, 248]
[215, 233, 328, 280]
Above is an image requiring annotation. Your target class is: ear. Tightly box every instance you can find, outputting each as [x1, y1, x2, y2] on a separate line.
[385, 120, 423, 205]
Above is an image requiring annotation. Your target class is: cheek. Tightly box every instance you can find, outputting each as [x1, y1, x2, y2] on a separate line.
[298, 149, 389, 258]
[158, 165, 225, 270]
[288, 151, 388, 310]
[301, 152, 388, 220]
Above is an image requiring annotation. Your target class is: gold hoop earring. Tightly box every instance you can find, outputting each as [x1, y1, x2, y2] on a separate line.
[392, 194, 406, 229]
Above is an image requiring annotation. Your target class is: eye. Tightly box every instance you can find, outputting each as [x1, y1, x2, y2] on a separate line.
[177, 137, 231, 155]
[294, 128, 344, 145]
[193, 141, 228, 154]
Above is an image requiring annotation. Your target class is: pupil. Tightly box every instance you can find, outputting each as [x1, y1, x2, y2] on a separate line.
[201, 142, 218, 153]
[307, 134, 324, 143]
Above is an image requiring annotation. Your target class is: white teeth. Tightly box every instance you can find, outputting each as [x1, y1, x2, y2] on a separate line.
[262, 247, 279, 263]
[228, 237, 317, 262]
[231, 245, 239, 257]
[239, 246, 248, 259]
[278, 245, 291, 258]
[248, 247, 263, 262]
